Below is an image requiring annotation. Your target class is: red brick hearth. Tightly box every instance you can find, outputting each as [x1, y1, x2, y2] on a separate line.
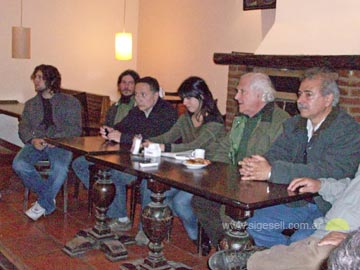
[214, 52, 360, 129]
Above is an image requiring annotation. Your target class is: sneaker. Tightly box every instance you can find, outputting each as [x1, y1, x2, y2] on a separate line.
[135, 230, 150, 246]
[107, 218, 132, 232]
[25, 201, 46, 221]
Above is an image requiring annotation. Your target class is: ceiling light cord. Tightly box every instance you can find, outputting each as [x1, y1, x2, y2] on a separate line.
[123, 0, 126, 32]
[20, 0, 23, 26]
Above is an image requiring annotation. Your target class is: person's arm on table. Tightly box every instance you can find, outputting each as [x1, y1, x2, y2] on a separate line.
[318, 231, 348, 246]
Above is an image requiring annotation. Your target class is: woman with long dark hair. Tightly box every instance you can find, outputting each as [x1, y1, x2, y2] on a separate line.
[137, 76, 225, 245]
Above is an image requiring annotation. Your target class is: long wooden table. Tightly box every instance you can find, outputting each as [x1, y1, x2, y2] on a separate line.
[88, 153, 310, 210]
[47, 136, 122, 156]
[47, 136, 313, 268]
[46, 136, 123, 215]
[85, 152, 313, 270]
[0, 101, 24, 119]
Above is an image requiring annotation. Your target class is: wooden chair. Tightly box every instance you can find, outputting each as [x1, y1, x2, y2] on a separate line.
[129, 177, 142, 225]
[23, 160, 68, 213]
[73, 92, 95, 136]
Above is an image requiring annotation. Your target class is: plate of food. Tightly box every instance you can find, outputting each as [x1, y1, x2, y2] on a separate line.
[183, 158, 211, 169]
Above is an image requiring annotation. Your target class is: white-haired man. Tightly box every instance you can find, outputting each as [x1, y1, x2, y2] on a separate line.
[241, 67, 360, 248]
[192, 72, 290, 253]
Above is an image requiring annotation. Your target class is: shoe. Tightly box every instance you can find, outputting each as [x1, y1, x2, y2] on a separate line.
[135, 230, 150, 246]
[198, 228, 212, 256]
[200, 238, 212, 256]
[107, 218, 132, 232]
[25, 201, 46, 221]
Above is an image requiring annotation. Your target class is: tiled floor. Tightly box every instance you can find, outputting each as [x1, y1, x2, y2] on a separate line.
[0, 168, 214, 270]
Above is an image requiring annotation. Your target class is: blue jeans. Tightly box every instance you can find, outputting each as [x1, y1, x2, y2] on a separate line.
[72, 156, 136, 218]
[12, 144, 72, 214]
[107, 169, 137, 219]
[246, 203, 323, 248]
[71, 156, 92, 189]
[141, 180, 198, 240]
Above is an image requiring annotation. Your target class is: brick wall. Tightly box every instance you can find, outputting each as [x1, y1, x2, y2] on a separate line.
[337, 70, 360, 123]
[218, 54, 360, 129]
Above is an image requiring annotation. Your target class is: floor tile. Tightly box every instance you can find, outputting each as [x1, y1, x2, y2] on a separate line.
[0, 167, 211, 270]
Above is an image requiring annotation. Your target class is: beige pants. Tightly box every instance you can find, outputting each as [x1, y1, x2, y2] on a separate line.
[247, 236, 336, 270]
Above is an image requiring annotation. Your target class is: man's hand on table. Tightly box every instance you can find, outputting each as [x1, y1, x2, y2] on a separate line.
[238, 155, 271, 181]
[100, 126, 121, 143]
[318, 231, 348, 246]
[287, 177, 321, 194]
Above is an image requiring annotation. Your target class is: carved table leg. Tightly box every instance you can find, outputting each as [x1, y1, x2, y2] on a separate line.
[219, 206, 254, 251]
[209, 206, 265, 270]
[120, 178, 191, 270]
[63, 169, 133, 261]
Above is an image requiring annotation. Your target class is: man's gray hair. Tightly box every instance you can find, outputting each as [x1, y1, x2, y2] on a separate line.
[244, 72, 276, 103]
[303, 67, 340, 107]
[328, 229, 360, 270]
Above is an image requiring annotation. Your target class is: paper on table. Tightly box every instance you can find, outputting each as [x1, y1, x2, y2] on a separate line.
[139, 162, 159, 168]
[161, 150, 193, 160]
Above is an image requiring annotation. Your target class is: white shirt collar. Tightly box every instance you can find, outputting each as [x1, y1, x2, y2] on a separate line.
[306, 117, 326, 141]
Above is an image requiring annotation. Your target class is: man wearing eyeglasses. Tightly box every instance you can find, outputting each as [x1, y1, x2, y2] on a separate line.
[72, 76, 177, 233]
[240, 67, 360, 248]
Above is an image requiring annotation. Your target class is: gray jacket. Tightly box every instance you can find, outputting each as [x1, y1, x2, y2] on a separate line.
[266, 107, 360, 214]
[312, 165, 360, 238]
[19, 92, 82, 143]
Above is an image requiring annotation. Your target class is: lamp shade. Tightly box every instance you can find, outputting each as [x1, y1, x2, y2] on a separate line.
[115, 32, 132, 60]
[12, 26, 31, 59]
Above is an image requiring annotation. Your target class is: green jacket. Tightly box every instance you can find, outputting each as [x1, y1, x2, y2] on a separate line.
[150, 112, 226, 155]
[209, 103, 289, 164]
[104, 96, 135, 127]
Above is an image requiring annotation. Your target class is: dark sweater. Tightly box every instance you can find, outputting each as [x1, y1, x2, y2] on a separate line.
[113, 98, 178, 144]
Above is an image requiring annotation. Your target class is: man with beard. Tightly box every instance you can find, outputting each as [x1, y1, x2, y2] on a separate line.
[71, 69, 139, 193]
[103, 70, 140, 126]
[71, 69, 139, 226]
[12, 64, 82, 221]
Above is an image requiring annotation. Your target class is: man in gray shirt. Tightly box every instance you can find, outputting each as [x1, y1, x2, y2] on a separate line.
[247, 165, 360, 270]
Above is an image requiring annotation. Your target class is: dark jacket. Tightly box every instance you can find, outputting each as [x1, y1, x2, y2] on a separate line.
[265, 107, 360, 214]
[19, 93, 82, 143]
[113, 98, 178, 144]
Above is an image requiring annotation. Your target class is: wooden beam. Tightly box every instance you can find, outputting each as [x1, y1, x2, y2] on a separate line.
[213, 52, 360, 70]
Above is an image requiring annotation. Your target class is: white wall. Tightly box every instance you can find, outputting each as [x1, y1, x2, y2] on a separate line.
[0, 0, 139, 145]
[0, 0, 139, 102]
[137, 0, 275, 113]
[256, 0, 360, 54]
[1, 0, 273, 144]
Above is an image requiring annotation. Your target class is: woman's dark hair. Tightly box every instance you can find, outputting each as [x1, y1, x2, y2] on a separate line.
[177, 76, 223, 123]
[136, 76, 160, 93]
[31, 64, 61, 93]
[117, 69, 140, 85]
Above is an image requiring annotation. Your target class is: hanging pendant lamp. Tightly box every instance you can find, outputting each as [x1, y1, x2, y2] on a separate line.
[115, 0, 132, 60]
[12, 0, 31, 59]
